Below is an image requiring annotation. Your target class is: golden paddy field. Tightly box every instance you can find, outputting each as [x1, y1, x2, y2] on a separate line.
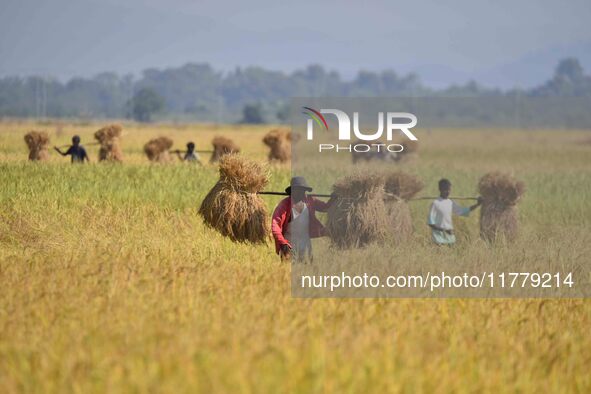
[0, 120, 590, 393]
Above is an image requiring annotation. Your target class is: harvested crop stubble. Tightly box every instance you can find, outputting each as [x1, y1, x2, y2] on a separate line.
[263, 129, 293, 163]
[23, 131, 50, 161]
[327, 173, 389, 248]
[94, 124, 123, 162]
[384, 171, 423, 242]
[199, 154, 270, 243]
[210, 136, 240, 163]
[144, 137, 174, 163]
[478, 172, 525, 242]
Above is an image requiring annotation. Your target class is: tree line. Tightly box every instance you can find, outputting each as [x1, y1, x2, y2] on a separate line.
[0, 58, 590, 125]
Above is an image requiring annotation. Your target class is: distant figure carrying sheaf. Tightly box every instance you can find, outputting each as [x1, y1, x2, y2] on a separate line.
[427, 178, 482, 245]
[174, 142, 202, 165]
[54, 135, 89, 163]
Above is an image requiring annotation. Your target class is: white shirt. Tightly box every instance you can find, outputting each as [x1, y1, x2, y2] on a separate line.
[428, 197, 470, 230]
[285, 203, 312, 259]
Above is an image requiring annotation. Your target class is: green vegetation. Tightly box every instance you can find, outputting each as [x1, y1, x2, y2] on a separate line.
[1, 59, 591, 123]
[129, 88, 165, 122]
[0, 122, 590, 392]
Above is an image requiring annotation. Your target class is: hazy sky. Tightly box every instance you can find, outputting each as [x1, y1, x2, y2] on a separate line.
[1, 0, 590, 87]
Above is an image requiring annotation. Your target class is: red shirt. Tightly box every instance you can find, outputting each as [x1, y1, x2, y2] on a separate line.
[271, 196, 331, 254]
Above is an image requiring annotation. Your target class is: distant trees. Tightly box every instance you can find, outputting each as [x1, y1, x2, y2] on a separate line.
[137, 64, 221, 117]
[276, 104, 290, 123]
[531, 58, 591, 97]
[0, 73, 132, 119]
[0, 58, 590, 122]
[240, 103, 265, 124]
[130, 88, 165, 122]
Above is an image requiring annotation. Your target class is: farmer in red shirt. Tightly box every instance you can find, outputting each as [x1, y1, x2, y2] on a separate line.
[271, 177, 332, 262]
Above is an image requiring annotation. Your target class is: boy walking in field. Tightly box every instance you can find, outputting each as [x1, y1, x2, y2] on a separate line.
[174, 142, 202, 164]
[427, 178, 482, 245]
[54, 135, 89, 163]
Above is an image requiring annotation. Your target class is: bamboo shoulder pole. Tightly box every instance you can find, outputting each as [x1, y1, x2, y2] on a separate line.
[258, 191, 332, 198]
[257, 191, 478, 200]
[409, 196, 478, 201]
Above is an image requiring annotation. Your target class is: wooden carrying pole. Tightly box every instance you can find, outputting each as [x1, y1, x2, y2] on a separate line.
[258, 191, 477, 200]
[258, 191, 332, 198]
[409, 196, 478, 201]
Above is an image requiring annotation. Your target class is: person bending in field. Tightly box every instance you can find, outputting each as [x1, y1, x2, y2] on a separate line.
[272, 177, 333, 262]
[53, 135, 89, 163]
[174, 142, 202, 164]
[427, 178, 482, 245]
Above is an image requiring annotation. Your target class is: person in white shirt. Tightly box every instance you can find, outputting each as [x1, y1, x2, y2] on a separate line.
[427, 178, 482, 245]
[285, 196, 312, 261]
[174, 142, 202, 164]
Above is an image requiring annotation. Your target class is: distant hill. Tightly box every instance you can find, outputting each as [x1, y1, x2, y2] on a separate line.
[392, 42, 591, 90]
[474, 41, 591, 89]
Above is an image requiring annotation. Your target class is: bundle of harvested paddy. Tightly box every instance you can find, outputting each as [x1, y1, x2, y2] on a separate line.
[396, 140, 419, 162]
[144, 136, 174, 163]
[350, 139, 400, 164]
[94, 124, 122, 142]
[327, 173, 389, 248]
[94, 124, 123, 162]
[478, 172, 525, 242]
[384, 171, 424, 201]
[351, 140, 383, 164]
[199, 154, 269, 243]
[263, 129, 292, 163]
[23, 131, 50, 161]
[210, 136, 240, 163]
[383, 171, 424, 242]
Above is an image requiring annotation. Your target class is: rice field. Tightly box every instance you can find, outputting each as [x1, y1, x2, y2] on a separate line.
[0, 120, 590, 393]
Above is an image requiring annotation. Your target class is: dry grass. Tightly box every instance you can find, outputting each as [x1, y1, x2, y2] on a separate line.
[326, 171, 423, 246]
[23, 130, 50, 161]
[384, 171, 424, 201]
[262, 128, 292, 163]
[0, 121, 590, 393]
[383, 171, 424, 242]
[144, 136, 174, 163]
[94, 124, 124, 162]
[478, 172, 525, 242]
[327, 173, 389, 248]
[199, 154, 270, 243]
[210, 136, 240, 163]
[399, 140, 419, 160]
